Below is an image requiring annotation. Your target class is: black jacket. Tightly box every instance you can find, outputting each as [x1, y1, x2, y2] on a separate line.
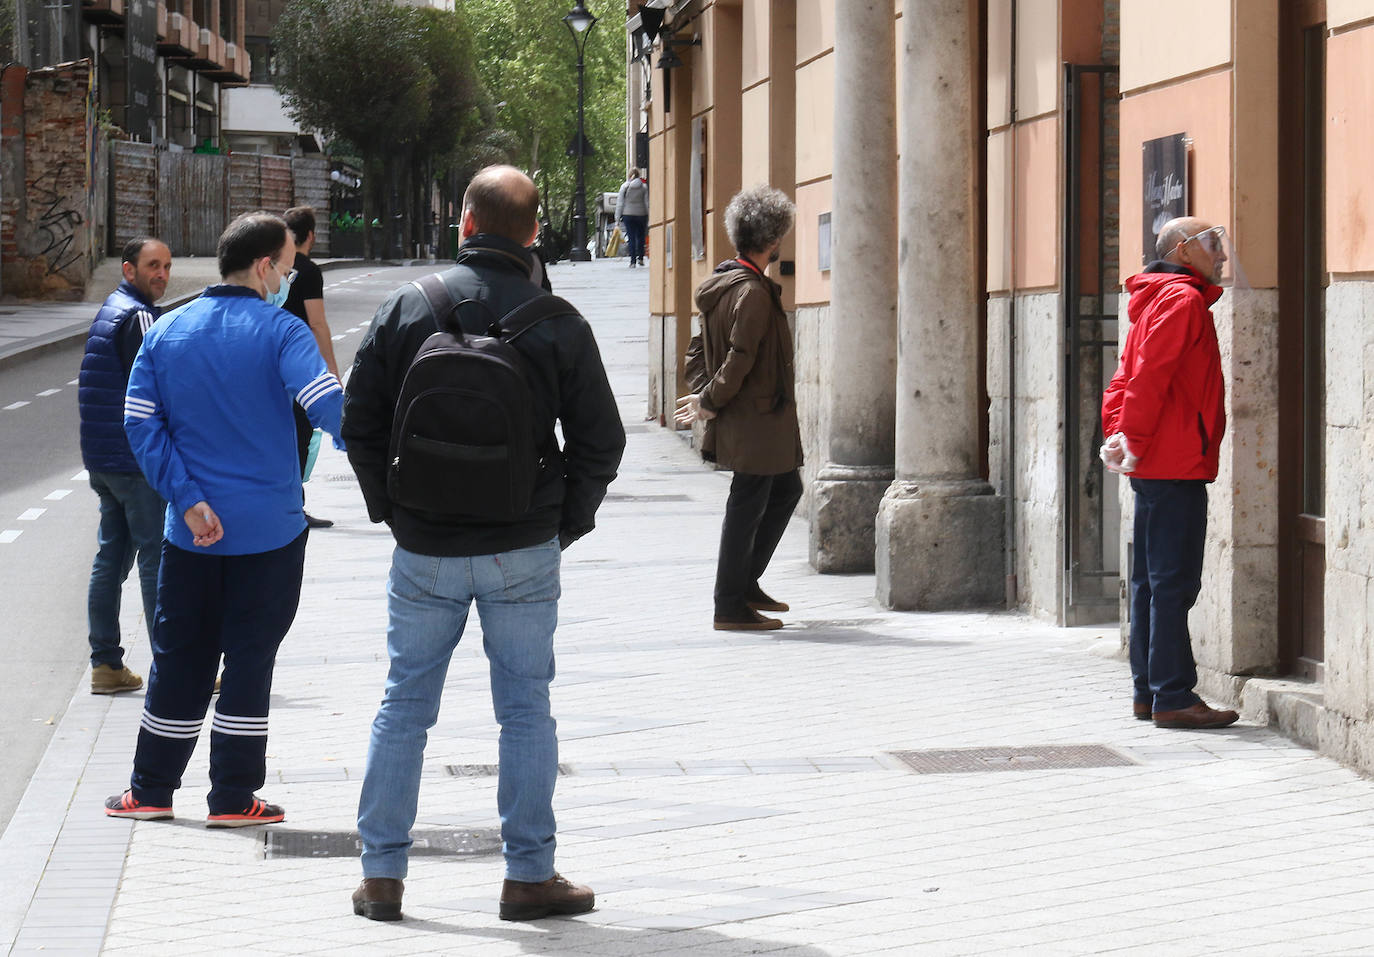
[342, 235, 625, 556]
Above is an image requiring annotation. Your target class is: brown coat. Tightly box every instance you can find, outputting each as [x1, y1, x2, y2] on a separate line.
[693, 263, 802, 475]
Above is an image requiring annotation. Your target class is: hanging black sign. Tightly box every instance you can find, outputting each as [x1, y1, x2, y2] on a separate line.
[1141, 133, 1188, 264]
[126, 0, 158, 143]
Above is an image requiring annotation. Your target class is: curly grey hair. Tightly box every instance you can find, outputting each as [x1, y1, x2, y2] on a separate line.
[724, 185, 795, 255]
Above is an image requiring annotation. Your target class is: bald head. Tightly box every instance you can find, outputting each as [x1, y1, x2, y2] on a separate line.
[462, 165, 540, 245]
[1155, 216, 1211, 260]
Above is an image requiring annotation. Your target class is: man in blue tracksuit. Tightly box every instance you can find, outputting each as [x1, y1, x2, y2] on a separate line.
[78, 237, 171, 695]
[104, 211, 344, 828]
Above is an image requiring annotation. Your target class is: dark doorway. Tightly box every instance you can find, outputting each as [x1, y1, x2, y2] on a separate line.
[1278, 5, 1326, 680]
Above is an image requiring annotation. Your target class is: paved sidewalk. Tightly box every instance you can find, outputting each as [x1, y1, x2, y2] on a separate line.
[0, 257, 368, 369]
[6, 260, 1374, 956]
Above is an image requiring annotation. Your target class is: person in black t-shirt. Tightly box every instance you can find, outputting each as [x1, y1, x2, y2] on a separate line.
[283, 206, 338, 529]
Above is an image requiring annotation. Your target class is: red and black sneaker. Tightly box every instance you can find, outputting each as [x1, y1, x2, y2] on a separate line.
[104, 790, 173, 820]
[206, 796, 285, 828]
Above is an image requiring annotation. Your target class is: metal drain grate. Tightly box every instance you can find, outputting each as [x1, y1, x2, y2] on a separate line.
[264, 827, 502, 859]
[601, 493, 692, 503]
[891, 745, 1135, 774]
[445, 764, 501, 777]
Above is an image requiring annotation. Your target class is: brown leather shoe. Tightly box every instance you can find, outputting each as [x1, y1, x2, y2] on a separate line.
[1153, 702, 1239, 730]
[746, 586, 789, 613]
[1133, 702, 1152, 721]
[352, 877, 404, 921]
[713, 608, 783, 631]
[500, 873, 595, 921]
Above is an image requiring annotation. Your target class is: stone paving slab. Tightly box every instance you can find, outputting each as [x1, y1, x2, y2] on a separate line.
[5, 260, 1374, 955]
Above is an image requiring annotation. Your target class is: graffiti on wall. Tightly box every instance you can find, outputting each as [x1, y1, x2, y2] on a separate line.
[33, 161, 84, 275]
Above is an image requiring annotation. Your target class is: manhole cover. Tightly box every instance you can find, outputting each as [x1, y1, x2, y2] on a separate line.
[445, 764, 501, 777]
[264, 828, 501, 859]
[891, 745, 1134, 774]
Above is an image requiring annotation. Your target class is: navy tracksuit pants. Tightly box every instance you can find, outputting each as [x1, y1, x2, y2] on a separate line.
[131, 531, 307, 813]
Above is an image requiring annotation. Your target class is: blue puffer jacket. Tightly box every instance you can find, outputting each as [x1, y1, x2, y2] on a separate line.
[79, 280, 158, 473]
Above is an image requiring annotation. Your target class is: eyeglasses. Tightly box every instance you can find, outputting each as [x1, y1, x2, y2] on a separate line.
[267, 259, 297, 284]
[1182, 225, 1226, 255]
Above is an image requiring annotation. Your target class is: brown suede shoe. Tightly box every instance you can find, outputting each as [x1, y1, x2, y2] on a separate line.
[352, 877, 404, 921]
[1153, 702, 1239, 730]
[746, 586, 789, 613]
[713, 608, 783, 631]
[499, 873, 595, 921]
[1133, 702, 1152, 721]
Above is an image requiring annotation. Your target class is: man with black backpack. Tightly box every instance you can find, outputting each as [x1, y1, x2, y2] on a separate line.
[342, 165, 625, 923]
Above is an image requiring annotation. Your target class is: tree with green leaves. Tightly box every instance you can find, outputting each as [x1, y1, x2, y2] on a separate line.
[463, 0, 627, 258]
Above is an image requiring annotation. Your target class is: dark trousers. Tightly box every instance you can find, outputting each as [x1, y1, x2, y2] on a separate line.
[131, 530, 308, 812]
[622, 214, 647, 263]
[294, 401, 312, 478]
[714, 469, 802, 616]
[1129, 478, 1207, 712]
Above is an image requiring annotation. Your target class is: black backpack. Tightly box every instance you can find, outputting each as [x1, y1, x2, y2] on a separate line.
[386, 272, 575, 519]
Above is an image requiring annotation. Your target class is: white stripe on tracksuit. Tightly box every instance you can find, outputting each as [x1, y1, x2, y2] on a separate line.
[211, 711, 269, 737]
[140, 710, 204, 740]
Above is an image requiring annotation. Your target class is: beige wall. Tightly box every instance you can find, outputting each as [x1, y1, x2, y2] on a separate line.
[741, 83, 771, 189]
[742, 0, 770, 87]
[1328, 24, 1374, 274]
[1120, 0, 1230, 93]
[795, 0, 834, 64]
[1016, 0, 1059, 119]
[988, 0, 1011, 128]
[794, 178, 832, 307]
[1118, 71, 1231, 271]
[794, 55, 834, 185]
[1329, 0, 1374, 29]
[1013, 116, 1058, 289]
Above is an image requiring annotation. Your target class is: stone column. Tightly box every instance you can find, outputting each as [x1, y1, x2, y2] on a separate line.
[809, 0, 897, 572]
[876, 0, 1004, 609]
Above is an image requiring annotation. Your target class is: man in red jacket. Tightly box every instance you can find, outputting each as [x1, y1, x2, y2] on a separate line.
[1101, 216, 1238, 730]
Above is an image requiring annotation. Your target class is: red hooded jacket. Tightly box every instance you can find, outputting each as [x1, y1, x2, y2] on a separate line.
[1101, 263, 1225, 481]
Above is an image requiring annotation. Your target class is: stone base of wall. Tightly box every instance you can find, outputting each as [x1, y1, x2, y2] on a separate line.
[809, 467, 891, 572]
[876, 479, 1005, 610]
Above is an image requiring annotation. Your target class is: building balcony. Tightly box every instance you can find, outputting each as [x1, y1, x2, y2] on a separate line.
[81, 0, 125, 25]
[202, 41, 250, 85]
[158, 11, 197, 55]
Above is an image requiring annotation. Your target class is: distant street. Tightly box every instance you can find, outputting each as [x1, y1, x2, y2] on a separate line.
[0, 262, 441, 831]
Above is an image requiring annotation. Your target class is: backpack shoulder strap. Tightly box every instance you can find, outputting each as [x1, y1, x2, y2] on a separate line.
[497, 294, 579, 344]
[410, 273, 458, 333]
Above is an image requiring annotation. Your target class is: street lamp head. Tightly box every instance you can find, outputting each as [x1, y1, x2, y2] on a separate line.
[563, 2, 597, 34]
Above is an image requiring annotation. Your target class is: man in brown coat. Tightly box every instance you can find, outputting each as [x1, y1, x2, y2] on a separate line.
[676, 185, 800, 631]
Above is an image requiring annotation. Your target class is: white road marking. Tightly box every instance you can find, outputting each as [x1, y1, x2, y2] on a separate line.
[0, 530, 21, 544]
[4, 401, 29, 410]
[18, 508, 45, 521]
[36, 389, 61, 397]
[71, 470, 89, 481]
[44, 489, 72, 501]
[331, 335, 345, 341]
[67, 379, 79, 385]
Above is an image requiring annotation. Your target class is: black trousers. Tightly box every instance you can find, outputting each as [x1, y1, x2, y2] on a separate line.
[714, 469, 803, 616]
[130, 530, 308, 812]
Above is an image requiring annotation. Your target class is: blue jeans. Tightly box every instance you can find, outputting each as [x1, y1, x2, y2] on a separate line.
[358, 539, 561, 882]
[1129, 478, 1208, 713]
[88, 470, 166, 668]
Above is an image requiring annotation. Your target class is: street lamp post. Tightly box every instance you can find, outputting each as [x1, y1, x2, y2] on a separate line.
[564, 1, 597, 262]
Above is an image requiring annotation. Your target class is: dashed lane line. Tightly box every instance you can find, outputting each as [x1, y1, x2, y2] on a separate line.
[36, 389, 61, 397]
[72, 470, 88, 482]
[44, 489, 72, 501]
[0, 530, 20, 544]
[4, 401, 29, 410]
[18, 508, 45, 521]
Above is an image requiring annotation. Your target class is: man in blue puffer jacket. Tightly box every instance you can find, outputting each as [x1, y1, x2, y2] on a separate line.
[77, 237, 171, 695]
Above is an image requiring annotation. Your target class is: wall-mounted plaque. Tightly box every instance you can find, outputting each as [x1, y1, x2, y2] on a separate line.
[1141, 133, 1188, 264]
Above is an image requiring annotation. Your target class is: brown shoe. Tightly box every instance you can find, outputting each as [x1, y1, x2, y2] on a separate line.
[1133, 702, 1152, 721]
[500, 873, 595, 921]
[1153, 702, 1239, 730]
[352, 877, 404, 921]
[713, 608, 783, 631]
[91, 664, 143, 695]
[746, 586, 789, 613]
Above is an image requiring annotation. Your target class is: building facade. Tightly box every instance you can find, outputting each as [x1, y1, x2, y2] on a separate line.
[632, 0, 1374, 775]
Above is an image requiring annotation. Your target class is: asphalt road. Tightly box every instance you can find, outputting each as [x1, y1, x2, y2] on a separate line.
[0, 262, 442, 832]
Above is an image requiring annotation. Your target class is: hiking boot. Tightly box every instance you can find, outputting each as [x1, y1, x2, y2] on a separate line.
[91, 664, 143, 695]
[352, 878, 404, 921]
[500, 873, 595, 921]
[104, 790, 173, 820]
[206, 796, 285, 828]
